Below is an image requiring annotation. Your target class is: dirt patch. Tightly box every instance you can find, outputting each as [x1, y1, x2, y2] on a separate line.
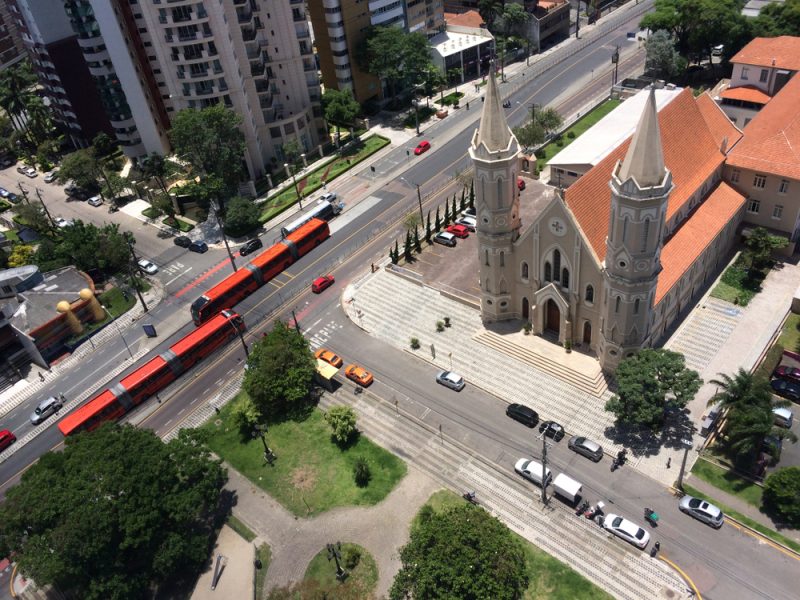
[291, 466, 317, 492]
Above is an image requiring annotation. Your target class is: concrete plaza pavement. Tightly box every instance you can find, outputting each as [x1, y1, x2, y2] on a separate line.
[191, 525, 253, 600]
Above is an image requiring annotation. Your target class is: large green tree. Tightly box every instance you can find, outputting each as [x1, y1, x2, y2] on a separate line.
[169, 103, 246, 191]
[744, 226, 788, 271]
[605, 349, 702, 429]
[222, 196, 260, 237]
[500, 2, 530, 38]
[322, 88, 361, 145]
[390, 504, 528, 600]
[243, 321, 316, 418]
[33, 221, 131, 274]
[752, 0, 800, 37]
[763, 467, 800, 525]
[0, 424, 226, 600]
[478, 0, 504, 31]
[645, 30, 686, 81]
[57, 148, 101, 190]
[512, 106, 563, 150]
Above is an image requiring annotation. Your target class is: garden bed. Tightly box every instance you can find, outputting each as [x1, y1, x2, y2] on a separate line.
[163, 216, 194, 232]
[710, 255, 767, 306]
[435, 92, 464, 107]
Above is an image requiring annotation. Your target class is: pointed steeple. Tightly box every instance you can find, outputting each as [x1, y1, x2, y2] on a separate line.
[476, 67, 512, 152]
[617, 86, 666, 187]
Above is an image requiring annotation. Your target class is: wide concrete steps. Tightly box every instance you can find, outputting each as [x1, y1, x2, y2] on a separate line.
[474, 330, 609, 397]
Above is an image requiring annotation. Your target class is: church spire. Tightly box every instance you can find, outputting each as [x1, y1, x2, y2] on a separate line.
[475, 66, 512, 152]
[617, 86, 665, 188]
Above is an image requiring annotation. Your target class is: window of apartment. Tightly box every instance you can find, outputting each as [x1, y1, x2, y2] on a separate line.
[741, 66, 749, 80]
[779, 179, 789, 194]
[270, 127, 281, 138]
[773, 204, 784, 219]
[753, 174, 766, 188]
[730, 169, 740, 183]
[760, 69, 768, 83]
[747, 198, 760, 214]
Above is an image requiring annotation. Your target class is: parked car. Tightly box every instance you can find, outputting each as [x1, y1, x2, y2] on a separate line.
[462, 206, 476, 218]
[602, 514, 650, 549]
[414, 140, 431, 155]
[44, 170, 58, 183]
[446, 224, 470, 238]
[433, 231, 456, 247]
[319, 192, 337, 203]
[16, 165, 26, 174]
[312, 275, 335, 294]
[6, 192, 19, 203]
[539, 420, 565, 441]
[189, 241, 208, 253]
[679, 495, 724, 528]
[771, 377, 800, 401]
[315, 348, 343, 368]
[506, 403, 539, 427]
[137, 258, 158, 275]
[0, 429, 16, 451]
[514, 458, 551, 486]
[567, 435, 603, 462]
[345, 364, 373, 386]
[54, 217, 73, 229]
[88, 195, 103, 207]
[239, 238, 263, 256]
[773, 406, 794, 428]
[174, 235, 192, 248]
[24, 166, 37, 178]
[0, 157, 13, 168]
[517, 177, 526, 191]
[455, 216, 477, 231]
[30, 396, 63, 425]
[773, 365, 800, 384]
[436, 370, 465, 391]
[712, 44, 725, 56]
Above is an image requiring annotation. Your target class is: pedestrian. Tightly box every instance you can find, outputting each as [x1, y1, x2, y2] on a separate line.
[666, 457, 671, 469]
[38, 372, 45, 382]
[466, 102, 470, 110]
[59, 393, 66, 403]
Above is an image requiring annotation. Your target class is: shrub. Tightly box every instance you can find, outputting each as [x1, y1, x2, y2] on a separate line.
[567, 131, 576, 139]
[417, 504, 434, 524]
[436, 320, 445, 332]
[763, 467, 800, 525]
[324, 405, 358, 445]
[230, 396, 261, 441]
[523, 322, 532, 335]
[342, 546, 361, 570]
[353, 458, 371, 487]
[410, 337, 420, 349]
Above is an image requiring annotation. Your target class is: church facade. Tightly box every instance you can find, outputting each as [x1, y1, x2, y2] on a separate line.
[470, 72, 747, 372]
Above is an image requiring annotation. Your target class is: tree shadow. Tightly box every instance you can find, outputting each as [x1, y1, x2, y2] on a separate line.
[602, 409, 696, 458]
[332, 430, 362, 451]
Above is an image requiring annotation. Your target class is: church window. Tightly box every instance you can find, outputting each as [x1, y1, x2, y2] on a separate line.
[553, 249, 561, 275]
[747, 198, 760, 214]
[773, 204, 784, 219]
[500, 251, 505, 267]
[615, 296, 621, 313]
[753, 174, 766, 189]
[521, 262, 528, 279]
[730, 169, 740, 183]
[634, 298, 640, 314]
[622, 217, 628, 242]
[561, 268, 569, 289]
[641, 219, 650, 252]
[585, 285, 594, 303]
[544, 262, 552, 282]
[485, 250, 489, 266]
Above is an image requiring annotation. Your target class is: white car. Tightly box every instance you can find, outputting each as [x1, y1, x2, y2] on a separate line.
[436, 370, 465, 391]
[137, 258, 158, 275]
[54, 217, 73, 229]
[602, 513, 650, 549]
[679, 495, 724, 528]
[24, 166, 37, 178]
[88, 195, 103, 207]
[514, 458, 551, 486]
[44, 171, 58, 183]
[455, 215, 477, 231]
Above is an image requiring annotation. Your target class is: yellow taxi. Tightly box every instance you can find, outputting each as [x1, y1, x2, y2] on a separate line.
[345, 364, 374, 387]
[315, 348, 343, 368]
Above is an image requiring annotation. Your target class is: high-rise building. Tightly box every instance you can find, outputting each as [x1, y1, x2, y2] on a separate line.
[309, 0, 445, 104]
[0, 1, 26, 70]
[69, 0, 324, 181]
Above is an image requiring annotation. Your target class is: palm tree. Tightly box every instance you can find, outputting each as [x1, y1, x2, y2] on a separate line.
[723, 406, 797, 466]
[478, 0, 504, 31]
[0, 65, 37, 148]
[709, 368, 773, 411]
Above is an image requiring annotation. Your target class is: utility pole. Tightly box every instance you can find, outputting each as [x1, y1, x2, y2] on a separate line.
[541, 432, 550, 505]
[575, 1, 581, 38]
[17, 181, 30, 205]
[285, 162, 303, 209]
[529, 103, 540, 124]
[611, 46, 620, 87]
[34, 187, 56, 228]
[125, 234, 149, 312]
[415, 184, 424, 224]
[214, 199, 237, 273]
[231, 316, 249, 359]
[291, 309, 301, 334]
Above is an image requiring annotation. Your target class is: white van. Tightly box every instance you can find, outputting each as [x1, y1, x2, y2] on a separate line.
[514, 458, 552, 487]
[553, 473, 583, 504]
[773, 407, 794, 428]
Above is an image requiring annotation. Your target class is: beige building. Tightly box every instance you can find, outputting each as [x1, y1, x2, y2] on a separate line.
[472, 71, 746, 372]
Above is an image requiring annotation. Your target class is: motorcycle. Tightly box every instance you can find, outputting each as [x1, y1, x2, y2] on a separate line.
[575, 500, 590, 516]
[584, 501, 605, 520]
[610, 458, 619, 472]
[462, 491, 479, 505]
[650, 541, 661, 557]
[644, 507, 660, 527]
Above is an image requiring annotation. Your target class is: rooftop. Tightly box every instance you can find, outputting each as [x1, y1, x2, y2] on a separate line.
[719, 85, 772, 104]
[443, 10, 484, 29]
[694, 92, 743, 150]
[730, 35, 800, 71]
[430, 30, 492, 58]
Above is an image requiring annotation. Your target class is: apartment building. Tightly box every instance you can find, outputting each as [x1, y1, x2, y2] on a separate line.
[310, 0, 445, 105]
[0, 1, 25, 71]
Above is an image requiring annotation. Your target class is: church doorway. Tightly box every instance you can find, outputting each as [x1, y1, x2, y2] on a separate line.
[522, 297, 529, 320]
[583, 321, 592, 345]
[545, 299, 560, 333]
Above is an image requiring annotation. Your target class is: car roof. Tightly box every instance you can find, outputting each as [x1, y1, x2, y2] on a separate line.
[577, 437, 600, 451]
[773, 406, 793, 418]
[437, 231, 455, 239]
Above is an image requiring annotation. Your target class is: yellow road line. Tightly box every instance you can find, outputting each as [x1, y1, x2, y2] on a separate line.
[659, 554, 702, 600]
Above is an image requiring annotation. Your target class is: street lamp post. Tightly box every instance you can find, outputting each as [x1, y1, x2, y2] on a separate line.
[326, 542, 347, 581]
[400, 176, 424, 224]
[676, 435, 694, 491]
[102, 305, 134, 360]
[230, 316, 249, 359]
[125, 235, 149, 313]
[611, 46, 620, 87]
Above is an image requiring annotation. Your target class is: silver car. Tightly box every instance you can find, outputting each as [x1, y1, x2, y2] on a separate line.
[137, 258, 158, 275]
[568, 435, 604, 462]
[436, 370, 465, 391]
[679, 495, 724, 528]
[30, 396, 63, 425]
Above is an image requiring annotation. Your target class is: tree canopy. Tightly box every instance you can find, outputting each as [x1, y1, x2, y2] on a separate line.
[0, 424, 226, 600]
[322, 88, 361, 138]
[390, 504, 528, 600]
[763, 467, 800, 525]
[33, 220, 131, 274]
[57, 148, 101, 191]
[744, 226, 788, 271]
[223, 196, 260, 237]
[243, 321, 317, 418]
[752, 0, 800, 37]
[169, 103, 246, 191]
[512, 106, 563, 150]
[605, 349, 702, 429]
[645, 30, 686, 81]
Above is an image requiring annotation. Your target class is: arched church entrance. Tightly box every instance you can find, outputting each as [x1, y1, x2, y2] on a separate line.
[583, 321, 592, 345]
[545, 299, 560, 333]
[522, 297, 529, 320]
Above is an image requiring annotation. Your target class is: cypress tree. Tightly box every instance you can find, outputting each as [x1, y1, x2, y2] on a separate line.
[469, 180, 475, 208]
[460, 188, 466, 211]
[392, 240, 399, 264]
[414, 226, 421, 252]
[404, 230, 413, 261]
[435, 206, 442, 231]
[425, 210, 432, 243]
[452, 194, 458, 220]
[444, 201, 451, 225]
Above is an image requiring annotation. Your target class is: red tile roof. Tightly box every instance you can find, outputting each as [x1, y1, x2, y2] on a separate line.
[695, 91, 743, 151]
[726, 74, 800, 180]
[564, 88, 724, 263]
[731, 36, 800, 71]
[719, 85, 772, 105]
[655, 182, 745, 304]
[444, 11, 485, 28]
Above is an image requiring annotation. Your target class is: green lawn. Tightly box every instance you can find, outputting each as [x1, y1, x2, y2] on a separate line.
[2, 229, 19, 242]
[778, 312, 800, 354]
[301, 543, 378, 598]
[259, 135, 390, 222]
[416, 490, 612, 600]
[227, 514, 256, 542]
[536, 99, 621, 169]
[255, 543, 271, 600]
[98, 286, 137, 318]
[435, 91, 464, 106]
[691, 458, 764, 507]
[203, 397, 407, 516]
[682, 483, 800, 554]
[141, 206, 162, 219]
[163, 216, 194, 232]
[710, 256, 766, 306]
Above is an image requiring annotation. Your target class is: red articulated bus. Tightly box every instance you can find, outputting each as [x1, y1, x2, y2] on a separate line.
[57, 310, 246, 437]
[190, 218, 330, 325]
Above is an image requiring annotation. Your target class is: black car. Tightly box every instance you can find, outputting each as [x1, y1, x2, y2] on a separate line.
[539, 420, 565, 441]
[174, 235, 192, 248]
[771, 377, 800, 402]
[189, 241, 208, 253]
[239, 238, 263, 256]
[506, 403, 539, 427]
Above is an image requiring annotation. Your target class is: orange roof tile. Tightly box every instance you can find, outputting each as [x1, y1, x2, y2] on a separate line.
[444, 10, 485, 28]
[719, 85, 772, 104]
[564, 88, 724, 263]
[726, 73, 800, 180]
[731, 36, 800, 71]
[695, 92, 743, 151]
[655, 182, 745, 304]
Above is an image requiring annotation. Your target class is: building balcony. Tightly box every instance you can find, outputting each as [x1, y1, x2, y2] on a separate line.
[242, 26, 257, 42]
[251, 62, 265, 76]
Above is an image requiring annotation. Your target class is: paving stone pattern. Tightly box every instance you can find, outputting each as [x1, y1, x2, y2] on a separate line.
[665, 298, 741, 373]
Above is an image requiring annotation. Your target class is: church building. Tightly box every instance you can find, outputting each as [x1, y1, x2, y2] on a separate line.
[470, 71, 747, 372]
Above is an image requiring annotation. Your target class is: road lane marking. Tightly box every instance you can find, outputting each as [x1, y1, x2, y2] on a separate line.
[165, 267, 193, 286]
[658, 555, 702, 600]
